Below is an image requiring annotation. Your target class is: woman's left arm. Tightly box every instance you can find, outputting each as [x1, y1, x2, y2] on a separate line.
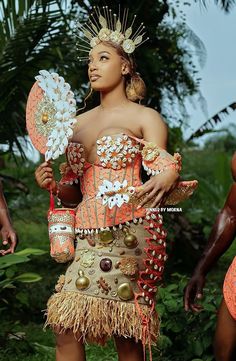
[136, 108, 180, 208]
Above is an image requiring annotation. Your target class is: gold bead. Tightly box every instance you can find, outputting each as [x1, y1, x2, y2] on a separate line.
[41, 113, 49, 124]
[99, 230, 114, 244]
[75, 270, 90, 290]
[117, 282, 134, 301]
[123, 234, 138, 249]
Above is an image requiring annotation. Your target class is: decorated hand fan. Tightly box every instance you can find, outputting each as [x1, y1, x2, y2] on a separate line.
[26, 70, 77, 160]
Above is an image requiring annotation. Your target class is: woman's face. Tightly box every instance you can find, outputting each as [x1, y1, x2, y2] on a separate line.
[88, 42, 127, 92]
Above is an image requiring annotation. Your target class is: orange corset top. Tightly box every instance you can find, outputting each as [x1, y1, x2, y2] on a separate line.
[60, 134, 146, 231]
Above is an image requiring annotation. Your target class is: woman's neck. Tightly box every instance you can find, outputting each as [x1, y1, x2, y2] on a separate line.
[99, 84, 129, 111]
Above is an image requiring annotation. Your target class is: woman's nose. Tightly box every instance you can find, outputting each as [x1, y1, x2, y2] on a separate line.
[89, 61, 98, 71]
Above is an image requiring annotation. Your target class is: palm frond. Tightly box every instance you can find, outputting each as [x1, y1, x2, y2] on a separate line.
[0, 0, 76, 153]
[187, 102, 236, 141]
[184, 24, 207, 68]
[197, 0, 236, 12]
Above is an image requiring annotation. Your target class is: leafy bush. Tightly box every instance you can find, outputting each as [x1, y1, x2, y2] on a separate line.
[0, 248, 46, 316]
[154, 273, 221, 361]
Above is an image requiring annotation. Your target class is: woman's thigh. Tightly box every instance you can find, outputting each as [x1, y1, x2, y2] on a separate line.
[55, 329, 86, 361]
[114, 335, 144, 361]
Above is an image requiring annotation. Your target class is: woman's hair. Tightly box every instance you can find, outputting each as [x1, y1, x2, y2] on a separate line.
[105, 41, 146, 102]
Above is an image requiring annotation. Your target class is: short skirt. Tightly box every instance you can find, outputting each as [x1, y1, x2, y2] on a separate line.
[46, 209, 167, 346]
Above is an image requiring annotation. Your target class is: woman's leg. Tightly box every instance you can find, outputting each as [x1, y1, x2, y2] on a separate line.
[55, 329, 86, 361]
[214, 298, 236, 361]
[114, 335, 144, 361]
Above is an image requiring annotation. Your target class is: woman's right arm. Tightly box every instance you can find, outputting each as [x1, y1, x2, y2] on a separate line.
[35, 162, 82, 208]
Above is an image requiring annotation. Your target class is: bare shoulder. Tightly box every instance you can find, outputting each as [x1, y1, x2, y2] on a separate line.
[129, 103, 167, 129]
[135, 106, 168, 147]
[140, 106, 167, 130]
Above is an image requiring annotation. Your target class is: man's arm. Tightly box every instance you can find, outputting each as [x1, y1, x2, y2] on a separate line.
[184, 183, 236, 311]
[0, 180, 18, 255]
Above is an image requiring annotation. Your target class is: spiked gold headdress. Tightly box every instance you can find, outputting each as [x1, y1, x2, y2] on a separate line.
[75, 6, 149, 60]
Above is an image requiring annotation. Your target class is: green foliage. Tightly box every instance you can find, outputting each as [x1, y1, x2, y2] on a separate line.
[154, 273, 221, 361]
[181, 148, 232, 227]
[0, 322, 118, 361]
[0, 0, 79, 153]
[0, 248, 46, 315]
[0, 322, 55, 361]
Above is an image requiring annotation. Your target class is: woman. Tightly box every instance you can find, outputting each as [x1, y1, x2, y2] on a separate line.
[35, 9, 181, 361]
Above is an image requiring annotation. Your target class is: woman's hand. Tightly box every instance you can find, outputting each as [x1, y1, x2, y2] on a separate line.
[136, 168, 179, 208]
[35, 161, 56, 192]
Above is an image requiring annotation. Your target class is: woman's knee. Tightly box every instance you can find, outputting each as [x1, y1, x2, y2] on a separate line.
[114, 336, 143, 360]
[55, 329, 78, 348]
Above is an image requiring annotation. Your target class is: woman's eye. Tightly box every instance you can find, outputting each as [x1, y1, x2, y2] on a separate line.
[100, 56, 108, 61]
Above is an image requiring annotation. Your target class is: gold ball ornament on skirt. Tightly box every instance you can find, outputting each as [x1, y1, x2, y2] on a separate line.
[117, 282, 134, 301]
[123, 227, 138, 248]
[75, 270, 90, 290]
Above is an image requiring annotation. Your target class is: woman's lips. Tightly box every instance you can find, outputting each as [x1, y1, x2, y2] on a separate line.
[90, 75, 101, 82]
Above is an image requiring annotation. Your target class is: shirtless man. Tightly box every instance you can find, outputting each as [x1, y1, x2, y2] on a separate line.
[0, 180, 18, 255]
[184, 153, 236, 361]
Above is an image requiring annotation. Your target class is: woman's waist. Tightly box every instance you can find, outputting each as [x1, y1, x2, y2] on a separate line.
[80, 177, 143, 198]
[75, 201, 146, 230]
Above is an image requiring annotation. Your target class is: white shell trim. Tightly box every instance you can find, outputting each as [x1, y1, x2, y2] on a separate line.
[142, 161, 163, 176]
[35, 70, 77, 160]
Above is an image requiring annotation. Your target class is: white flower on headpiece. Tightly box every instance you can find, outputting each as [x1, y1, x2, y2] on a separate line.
[98, 28, 111, 41]
[122, 39, 136, 54]
[90, 37, 100, 48]
[110, 31, 125, 44]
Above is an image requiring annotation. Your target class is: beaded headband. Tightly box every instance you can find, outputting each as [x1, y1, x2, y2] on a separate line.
[75, 6, 149, 61]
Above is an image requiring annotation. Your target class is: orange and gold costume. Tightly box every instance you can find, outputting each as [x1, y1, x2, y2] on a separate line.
[46, 133, 189, 356]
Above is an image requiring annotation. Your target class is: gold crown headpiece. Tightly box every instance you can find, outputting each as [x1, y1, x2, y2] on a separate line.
[75, 6, 149, 61]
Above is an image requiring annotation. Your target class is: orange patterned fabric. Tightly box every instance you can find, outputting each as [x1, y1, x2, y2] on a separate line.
[60, 133, 186, 230]
[60, 134, 147, 229]
[223, 256, 236, 319]
[26, 82, 48, 154]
